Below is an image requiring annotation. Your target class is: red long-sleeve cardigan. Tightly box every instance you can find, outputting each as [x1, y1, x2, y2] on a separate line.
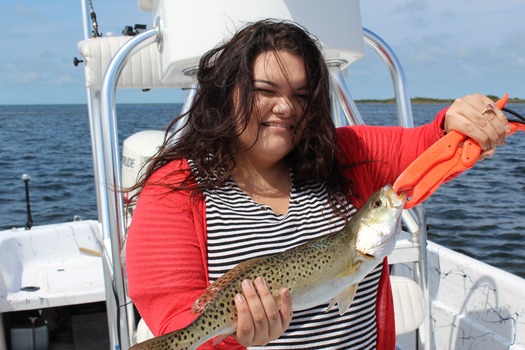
[126, 109, 447, 349]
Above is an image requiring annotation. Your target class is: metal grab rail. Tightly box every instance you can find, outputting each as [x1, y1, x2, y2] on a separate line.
[98, 28, 160, 350]
[330, 27, 430, 350]
[363, 28, 430, 350]
[328, 62, 365, 127]
[363, 28, 414, 128]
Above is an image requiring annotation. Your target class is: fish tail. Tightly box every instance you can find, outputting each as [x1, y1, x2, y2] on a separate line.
[130, 314, 233, 350]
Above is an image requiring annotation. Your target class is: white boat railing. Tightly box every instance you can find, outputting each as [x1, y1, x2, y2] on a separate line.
[362, 28, 431, 350]
[363, 28, 414, 128]
[99, 28, 160, 350]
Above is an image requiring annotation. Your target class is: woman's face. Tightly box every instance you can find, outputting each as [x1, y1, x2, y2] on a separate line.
[236, 50, 308, 167]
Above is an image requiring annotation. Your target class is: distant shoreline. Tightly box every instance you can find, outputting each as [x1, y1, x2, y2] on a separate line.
[356, 96, 525, 104]
[1, 96, 524, 107]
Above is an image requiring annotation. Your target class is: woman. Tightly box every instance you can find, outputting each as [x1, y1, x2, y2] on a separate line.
[126, 19, 509, 349]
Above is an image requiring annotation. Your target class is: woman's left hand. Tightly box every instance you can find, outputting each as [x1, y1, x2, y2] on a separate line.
[444, 93, 510, 160]
[233, 277, 293, 347]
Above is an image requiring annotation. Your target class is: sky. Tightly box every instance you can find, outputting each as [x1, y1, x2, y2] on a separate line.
[0, 0, 523, 105]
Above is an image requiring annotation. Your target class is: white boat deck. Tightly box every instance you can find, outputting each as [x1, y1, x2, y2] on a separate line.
[394, 241, 525, 349]
[0, 220, 105, 312]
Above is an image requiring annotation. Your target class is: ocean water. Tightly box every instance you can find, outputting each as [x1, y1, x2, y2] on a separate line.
[1, 103, 524, 278]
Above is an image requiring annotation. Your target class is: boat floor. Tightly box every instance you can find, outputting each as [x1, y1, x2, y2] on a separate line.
[3, 301, 109, 350]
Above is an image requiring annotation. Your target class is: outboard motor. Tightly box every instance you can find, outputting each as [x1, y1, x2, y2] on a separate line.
[121, 130, 166, 220]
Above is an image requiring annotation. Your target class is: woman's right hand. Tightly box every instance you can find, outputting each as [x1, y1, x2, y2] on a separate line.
[233, 277, 293, 346]
[443, 94, 510, 160]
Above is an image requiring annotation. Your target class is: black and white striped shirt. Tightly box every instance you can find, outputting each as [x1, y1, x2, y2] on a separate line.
[203, 175, 380, 349]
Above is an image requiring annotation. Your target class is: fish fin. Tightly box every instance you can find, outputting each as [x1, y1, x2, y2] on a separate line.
[191, 256, 266, 315]
[338, 261, 362, 278]
[212, 320, 238, 345]
[325, 298, 337, 313]
[191, 287, 221, 315]
[336, 284, 358, 315]
[324, 284, 358, 314]
[213, 334, 231, 345]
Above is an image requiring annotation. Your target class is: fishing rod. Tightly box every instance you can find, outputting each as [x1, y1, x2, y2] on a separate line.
[502, 106, 525, 124]
[22, 174, 33, 230]
[88, 0, 101, 37]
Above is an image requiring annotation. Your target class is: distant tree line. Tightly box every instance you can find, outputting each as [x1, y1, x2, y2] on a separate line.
[356, 95, 525, 104]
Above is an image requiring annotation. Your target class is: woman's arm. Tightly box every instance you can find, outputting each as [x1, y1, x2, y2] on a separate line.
[337, 107, 447, 205]
[337, 94, 509, 206]
[126, 162, 209, 336]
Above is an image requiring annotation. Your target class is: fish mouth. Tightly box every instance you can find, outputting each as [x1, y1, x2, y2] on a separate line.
[385, 185, 407, 209]
[393, 191, 407, 209]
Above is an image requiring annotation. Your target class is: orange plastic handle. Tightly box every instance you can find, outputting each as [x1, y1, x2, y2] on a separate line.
[393, 94, 517, 209]
[508, 120, 525, 135]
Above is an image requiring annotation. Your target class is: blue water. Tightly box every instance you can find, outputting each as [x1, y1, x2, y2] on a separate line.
[1, 103, 524, 278]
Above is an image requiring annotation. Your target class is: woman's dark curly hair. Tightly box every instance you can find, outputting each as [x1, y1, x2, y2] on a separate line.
[130, 19, 352, 211]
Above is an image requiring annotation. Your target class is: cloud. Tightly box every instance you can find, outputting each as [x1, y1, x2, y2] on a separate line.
[0, 52, 81, 88]
[1, 62, 40, 84]
[498, 30, 525, 72]
[10, 4, 45, 21]
[0, 4, 46, 35]
[395, 0, 429, 15]
[1, 0, 524, 104]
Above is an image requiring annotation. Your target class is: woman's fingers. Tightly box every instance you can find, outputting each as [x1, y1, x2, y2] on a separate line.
[234, 278, 293, 346]
[279, 287, 293, 330]
[235, 279, 268, 345]
[253, 277, 286, 341]
[444, 94, 509, 152]
[480, 102, 509, 147]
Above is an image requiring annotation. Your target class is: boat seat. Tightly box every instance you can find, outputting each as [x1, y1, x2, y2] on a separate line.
[134, 318, 154, 343]
[391, 275, 425, 335]
[77, 36, 185, 90]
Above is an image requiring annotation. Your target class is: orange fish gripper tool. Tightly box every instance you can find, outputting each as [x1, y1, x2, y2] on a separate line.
[393, 93, 525, 209]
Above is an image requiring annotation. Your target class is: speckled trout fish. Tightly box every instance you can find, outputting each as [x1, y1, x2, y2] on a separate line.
[130, 184, 406, 350]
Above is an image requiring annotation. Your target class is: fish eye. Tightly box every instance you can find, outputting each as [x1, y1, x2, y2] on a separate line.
[372, 199, 383, 208]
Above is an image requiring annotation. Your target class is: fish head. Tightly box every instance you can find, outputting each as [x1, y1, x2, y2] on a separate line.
[354, 184, 406, 258]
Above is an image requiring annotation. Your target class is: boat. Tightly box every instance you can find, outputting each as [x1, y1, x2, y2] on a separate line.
[1, 0, 524, 349]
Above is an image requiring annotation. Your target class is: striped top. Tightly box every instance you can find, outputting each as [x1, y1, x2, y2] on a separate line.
[202, 174, 381, 349]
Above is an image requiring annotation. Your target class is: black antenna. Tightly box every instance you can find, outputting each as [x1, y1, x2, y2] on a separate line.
[22, 174, 33, 230]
